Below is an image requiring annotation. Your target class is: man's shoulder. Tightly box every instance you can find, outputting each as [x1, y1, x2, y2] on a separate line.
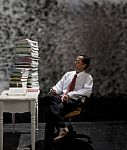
[62, 71, 76, 78]
[84, 71, 93, 79]
[84, 71, 91, 75]
[79, 71, 92, 78]
[65, 71, 76, 75]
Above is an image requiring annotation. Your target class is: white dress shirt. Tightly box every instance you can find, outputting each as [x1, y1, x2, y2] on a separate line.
[53, 70, 93, 100]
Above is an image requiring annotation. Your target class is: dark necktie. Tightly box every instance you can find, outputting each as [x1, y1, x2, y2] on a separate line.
[67, 74, 77, 93]
[61, 74, 77, 101]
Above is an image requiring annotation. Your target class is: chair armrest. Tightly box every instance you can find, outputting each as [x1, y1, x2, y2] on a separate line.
[78, 96, 90, 112]
[78, 96, 89, 103]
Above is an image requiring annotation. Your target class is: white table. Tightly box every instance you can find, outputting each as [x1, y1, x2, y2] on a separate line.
[0, 90, 39, 150]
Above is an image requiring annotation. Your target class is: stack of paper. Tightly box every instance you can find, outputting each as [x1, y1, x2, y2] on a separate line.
[8, 39, 40, 95]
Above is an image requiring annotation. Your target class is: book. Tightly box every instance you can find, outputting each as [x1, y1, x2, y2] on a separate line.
[8, 87, 27, 96]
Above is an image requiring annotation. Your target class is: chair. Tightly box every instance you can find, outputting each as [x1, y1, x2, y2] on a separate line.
[54, 96, 93, 150]
[64, 96, 92, 144]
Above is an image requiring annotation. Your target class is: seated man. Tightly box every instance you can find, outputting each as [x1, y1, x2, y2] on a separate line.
[39, 54, 93, 150]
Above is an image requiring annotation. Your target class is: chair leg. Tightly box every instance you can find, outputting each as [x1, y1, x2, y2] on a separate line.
[12, 113, 15, 133]
[75, 133, 92, 144]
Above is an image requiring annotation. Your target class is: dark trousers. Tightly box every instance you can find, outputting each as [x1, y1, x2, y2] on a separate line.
[39, 95, 80, 150]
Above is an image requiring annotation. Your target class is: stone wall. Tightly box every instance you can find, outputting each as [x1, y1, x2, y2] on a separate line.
[0, 0, 127, 100]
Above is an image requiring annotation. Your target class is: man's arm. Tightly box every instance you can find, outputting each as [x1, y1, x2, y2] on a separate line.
[51, 73, 67, 95]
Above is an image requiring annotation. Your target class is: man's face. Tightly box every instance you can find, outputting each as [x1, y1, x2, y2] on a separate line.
[75, 56, 86, 72]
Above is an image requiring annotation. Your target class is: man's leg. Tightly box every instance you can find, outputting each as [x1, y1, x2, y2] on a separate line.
[39, 95, 64, 149]
[39, 96, 80, 144]
[53, 99, 80, 142]
[44, 112, 56, 150]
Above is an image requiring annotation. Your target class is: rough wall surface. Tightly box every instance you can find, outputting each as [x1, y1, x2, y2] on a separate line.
[0, 0, 127, 99]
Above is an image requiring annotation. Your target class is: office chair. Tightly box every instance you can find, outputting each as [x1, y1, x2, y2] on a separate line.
[63, 96, 92, 144]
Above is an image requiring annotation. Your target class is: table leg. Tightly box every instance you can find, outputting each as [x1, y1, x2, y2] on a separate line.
[0, 101, 3, 150]
[31, 101, 36, 150]
[12, 113, 15, 132]
[35, 100, 39, 131]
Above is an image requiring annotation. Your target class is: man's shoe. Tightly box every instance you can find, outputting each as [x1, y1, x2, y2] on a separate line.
[53, 127, 69, 142]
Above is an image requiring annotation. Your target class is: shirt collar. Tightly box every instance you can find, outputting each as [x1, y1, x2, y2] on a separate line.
[76, 70, 85, 77]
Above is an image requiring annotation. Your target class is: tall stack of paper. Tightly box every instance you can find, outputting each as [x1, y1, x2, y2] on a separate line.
[8, 39, 40, 95]
[26, 39, 40, 92]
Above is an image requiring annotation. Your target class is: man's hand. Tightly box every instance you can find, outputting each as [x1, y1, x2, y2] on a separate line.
[49, 88, 57, 95]
[61, 94, 70, 102]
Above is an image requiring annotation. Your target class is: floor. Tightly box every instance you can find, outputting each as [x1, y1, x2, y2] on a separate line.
[3, 120, 127, 150]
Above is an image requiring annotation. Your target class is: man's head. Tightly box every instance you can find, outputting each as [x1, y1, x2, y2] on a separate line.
[75, 55, 91, 72]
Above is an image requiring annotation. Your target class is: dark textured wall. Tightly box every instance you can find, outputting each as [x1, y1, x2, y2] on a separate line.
[0, 0, 127, 101]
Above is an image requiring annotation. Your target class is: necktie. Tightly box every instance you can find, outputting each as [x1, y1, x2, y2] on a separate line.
[67, 74, 77, 93]
[61, 74, 77, 101]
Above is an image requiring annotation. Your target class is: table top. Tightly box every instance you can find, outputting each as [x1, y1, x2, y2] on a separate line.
[0, 89, 39, 100]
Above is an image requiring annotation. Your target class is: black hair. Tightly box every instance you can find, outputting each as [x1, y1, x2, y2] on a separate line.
[79, 54, 91, 70]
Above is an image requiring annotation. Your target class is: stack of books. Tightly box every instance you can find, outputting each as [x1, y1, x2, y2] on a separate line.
[8, 39, 40, 95]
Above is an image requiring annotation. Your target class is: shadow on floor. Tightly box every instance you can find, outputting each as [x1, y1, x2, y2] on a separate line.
[53, 125, 94, 150]
[28, 139, 94, 150]
[28, 130, 94, 150]
[54, 139, 94, 150]
[4, 121, 127, 150]
[4, 132, 20, 150]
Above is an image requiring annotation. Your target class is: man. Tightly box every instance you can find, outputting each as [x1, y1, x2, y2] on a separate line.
[39, 54, 93, 150]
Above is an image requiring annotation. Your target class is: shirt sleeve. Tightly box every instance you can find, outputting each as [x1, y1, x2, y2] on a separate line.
[68, 75, 93, 100]
[52, 73, 67, 95]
